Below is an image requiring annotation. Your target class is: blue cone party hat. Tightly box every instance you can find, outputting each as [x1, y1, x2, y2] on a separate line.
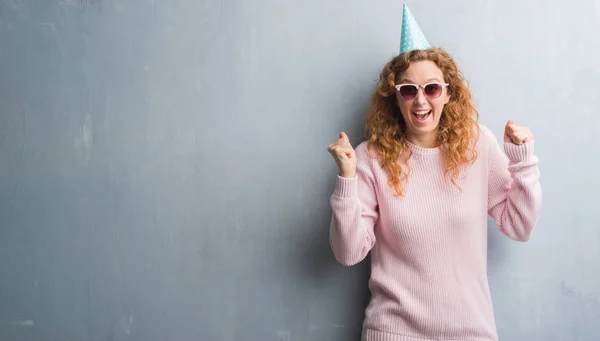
[400, 3, 430, 54]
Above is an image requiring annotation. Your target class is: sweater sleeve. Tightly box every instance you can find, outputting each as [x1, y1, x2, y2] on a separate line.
[329, 143, 379, 266]
[485, 127, 542, 241]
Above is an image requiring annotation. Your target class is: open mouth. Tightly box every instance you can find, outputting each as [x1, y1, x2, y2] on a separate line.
[412, 110, 431, 123]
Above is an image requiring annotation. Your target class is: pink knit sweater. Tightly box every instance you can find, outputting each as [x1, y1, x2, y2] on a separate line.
[329, 125, 542, 341]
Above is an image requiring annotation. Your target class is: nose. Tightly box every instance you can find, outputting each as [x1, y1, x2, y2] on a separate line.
[414, 86, 428, 105]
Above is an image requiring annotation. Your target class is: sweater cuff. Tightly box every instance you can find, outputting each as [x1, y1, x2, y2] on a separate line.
[504, 140, 534, 163]
[333, 175, 358, 198]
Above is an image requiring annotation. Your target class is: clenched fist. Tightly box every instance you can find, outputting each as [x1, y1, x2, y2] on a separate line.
[504, 120, 534, 145]
[327, 132, 357, 178]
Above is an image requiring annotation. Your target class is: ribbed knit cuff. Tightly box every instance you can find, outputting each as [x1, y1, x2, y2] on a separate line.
[333, 175, 358, 198]
[504, 140, 534, 163]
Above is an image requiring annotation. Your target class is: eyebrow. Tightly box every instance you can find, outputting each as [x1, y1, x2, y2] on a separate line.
[399, 77, 443, 84]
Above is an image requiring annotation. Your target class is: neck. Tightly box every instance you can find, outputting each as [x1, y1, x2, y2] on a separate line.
[405, 132, 438, 148]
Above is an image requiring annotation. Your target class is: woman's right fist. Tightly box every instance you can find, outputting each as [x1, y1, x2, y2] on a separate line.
[327, 132, 357, 178]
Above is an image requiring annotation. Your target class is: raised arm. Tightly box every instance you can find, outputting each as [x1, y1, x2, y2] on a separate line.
[485, 123, 542, 241]
[328, 139, 379, 266]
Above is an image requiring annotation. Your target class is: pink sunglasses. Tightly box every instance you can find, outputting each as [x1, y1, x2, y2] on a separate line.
[394, 82, 449, 100]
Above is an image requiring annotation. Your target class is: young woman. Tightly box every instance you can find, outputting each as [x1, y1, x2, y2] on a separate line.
[327, 48, 542, 341]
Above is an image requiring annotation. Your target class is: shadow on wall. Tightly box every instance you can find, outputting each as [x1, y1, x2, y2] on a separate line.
[292, 95, 372, 340]
[297, 80, 372, 282]
[295, 196, 371, 341]
[487, 217, 509, 276]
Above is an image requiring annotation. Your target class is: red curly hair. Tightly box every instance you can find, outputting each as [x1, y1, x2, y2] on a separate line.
[365, 47, 480, 196]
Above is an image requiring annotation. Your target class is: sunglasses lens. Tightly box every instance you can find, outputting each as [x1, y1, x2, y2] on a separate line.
[424, 84, 443, 98]
[399, 85, 418, 100]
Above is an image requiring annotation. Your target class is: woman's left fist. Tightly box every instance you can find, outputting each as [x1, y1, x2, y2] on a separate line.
[504, 120, 533, 145]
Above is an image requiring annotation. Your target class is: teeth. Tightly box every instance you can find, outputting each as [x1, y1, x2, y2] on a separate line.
[413, 110, 430, 115]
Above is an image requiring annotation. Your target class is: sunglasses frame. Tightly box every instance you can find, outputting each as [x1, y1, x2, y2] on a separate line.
[394, 82, 450, 100]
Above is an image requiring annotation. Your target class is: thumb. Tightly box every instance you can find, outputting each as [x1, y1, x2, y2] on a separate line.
[504, 120, 515, 133]
[504, 120, 514, 143]
[340, 132, 350, 143]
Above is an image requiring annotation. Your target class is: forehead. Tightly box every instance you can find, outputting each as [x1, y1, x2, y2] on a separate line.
[400, 60, 444, 83]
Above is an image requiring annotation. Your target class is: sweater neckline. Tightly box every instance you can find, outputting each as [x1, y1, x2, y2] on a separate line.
[406, 140, 441, 155]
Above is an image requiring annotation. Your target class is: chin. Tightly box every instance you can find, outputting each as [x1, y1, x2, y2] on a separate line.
[410, 120, 439, 133]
